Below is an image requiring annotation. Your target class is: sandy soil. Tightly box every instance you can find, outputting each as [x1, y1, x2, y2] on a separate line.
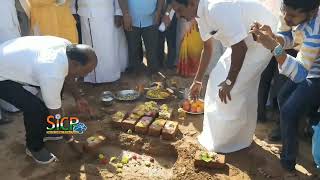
[0, 70, 319, 180]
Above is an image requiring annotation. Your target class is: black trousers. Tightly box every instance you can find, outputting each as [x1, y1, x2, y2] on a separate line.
[257, 49, 298, 120]
[0, 80, 48, 151]
[125, 25, 159, 74]
[159, 15, 177, 68]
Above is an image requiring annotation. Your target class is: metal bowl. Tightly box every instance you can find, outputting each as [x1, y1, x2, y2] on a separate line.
[114, 90, 140, 101]
[100, 91, 114, 106]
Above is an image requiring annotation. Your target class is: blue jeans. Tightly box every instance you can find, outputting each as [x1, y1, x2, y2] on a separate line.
[278, 78, 320, 171]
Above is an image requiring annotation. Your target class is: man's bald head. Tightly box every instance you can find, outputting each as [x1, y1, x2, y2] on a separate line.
[66, 44, 97, 78]
[66, 44, 97, 65]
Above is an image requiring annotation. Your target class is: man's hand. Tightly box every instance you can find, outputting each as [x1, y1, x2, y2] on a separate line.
[114, 15, 123, 28]
[75, 97, 95, 116]
[162, 14, 171, 27]
[123, 13, 133, 31]
[154, 12, 162, 25]
[250, 28, 279, 51]
[250, 22, 275, 37]
[218, 80, 233, 104]
[189, 82, 202, 100]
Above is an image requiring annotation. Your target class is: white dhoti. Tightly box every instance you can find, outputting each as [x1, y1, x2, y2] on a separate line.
[198, 42, 273, 153]
[81, 17, 121, 83]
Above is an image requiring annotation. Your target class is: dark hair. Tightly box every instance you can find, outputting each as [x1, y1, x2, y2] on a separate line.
[66, 44, 89, 66]
[283, 0, 320, 12]
[174, 0, 190, 6]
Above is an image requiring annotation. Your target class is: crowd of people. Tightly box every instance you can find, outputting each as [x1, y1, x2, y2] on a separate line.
[0, 0, 319, 176]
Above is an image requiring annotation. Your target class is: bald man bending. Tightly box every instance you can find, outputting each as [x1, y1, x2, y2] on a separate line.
[0, 36, 97, 164]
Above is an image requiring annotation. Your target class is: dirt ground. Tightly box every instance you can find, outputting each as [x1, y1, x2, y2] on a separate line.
[0, 70, 319, 180]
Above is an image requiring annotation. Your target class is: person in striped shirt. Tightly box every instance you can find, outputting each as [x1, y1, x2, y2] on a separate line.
[251, 0, 320, 174]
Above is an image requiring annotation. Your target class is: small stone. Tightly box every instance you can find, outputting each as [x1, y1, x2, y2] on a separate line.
[145, 162, 151, 167]
[116, 168, 122, 173]
[150, 158, 155, 163]
[106, 174, 114, 178]
[132, 155, 137, 160]
[116, 163, 123, 168]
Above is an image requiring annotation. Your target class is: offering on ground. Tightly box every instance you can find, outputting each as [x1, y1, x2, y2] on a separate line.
[194, 151, 226, 169]
[112, 111, 127, 128]
[162, 120, 179, 140]
[135, 116, 154, 134]
[148, 118, 167, 136]
[182, 99, 204, 114]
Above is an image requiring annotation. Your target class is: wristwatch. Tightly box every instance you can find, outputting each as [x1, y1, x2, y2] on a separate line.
[225, 79, 232, 86]
[272, 44, 284, 57]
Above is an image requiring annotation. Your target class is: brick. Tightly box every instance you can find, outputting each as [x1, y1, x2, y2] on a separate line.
[145, 111, 158, 118]
[84, 134, 107, 153]
[135, 116, 154, 134]
[194, 151, 226, 169]
[148, 119, 167, 137]
[158, 108, 173, 119]
[121, 118, 140, 131]
[111, 111, 127, 128]
[161, 121, 179, 140]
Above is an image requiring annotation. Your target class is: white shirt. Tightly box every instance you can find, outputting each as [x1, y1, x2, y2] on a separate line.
[78, 0, 114, 18]
[0, 36, 70, 109]
[196, 0, 277, 47]
[0, 0, 21, 43]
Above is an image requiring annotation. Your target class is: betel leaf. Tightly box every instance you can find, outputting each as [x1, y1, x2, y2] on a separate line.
[201, 152, 213, 162]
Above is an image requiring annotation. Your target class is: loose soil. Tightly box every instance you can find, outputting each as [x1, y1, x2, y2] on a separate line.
[0, 70, 319, 180]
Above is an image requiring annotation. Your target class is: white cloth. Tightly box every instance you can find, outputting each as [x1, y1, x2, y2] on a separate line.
[79, 0, 127, 83]
[0, 0, 21, 43]
[70, 0, 77, 14]
[0, 36, 70, 109]
[78, 0, 113, 18]
[196, 0, 278, 153]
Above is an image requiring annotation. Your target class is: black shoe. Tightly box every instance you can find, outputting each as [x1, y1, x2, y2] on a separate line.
[43, 134, 63, 142]
[26, 148, 57, 164]
[268, 127, 281, 141]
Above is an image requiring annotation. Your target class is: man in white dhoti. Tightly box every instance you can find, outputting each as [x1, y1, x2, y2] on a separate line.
[78, 0, 127, 83]
[172, 0, 278, 153]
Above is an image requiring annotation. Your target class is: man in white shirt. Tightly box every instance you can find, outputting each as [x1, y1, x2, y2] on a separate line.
[172, 0, 277, 153]
[0, 36, 97, 164]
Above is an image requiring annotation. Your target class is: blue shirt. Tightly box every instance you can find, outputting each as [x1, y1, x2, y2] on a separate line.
[278, 13, 320, 83]
[128, 0, 157, 28]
